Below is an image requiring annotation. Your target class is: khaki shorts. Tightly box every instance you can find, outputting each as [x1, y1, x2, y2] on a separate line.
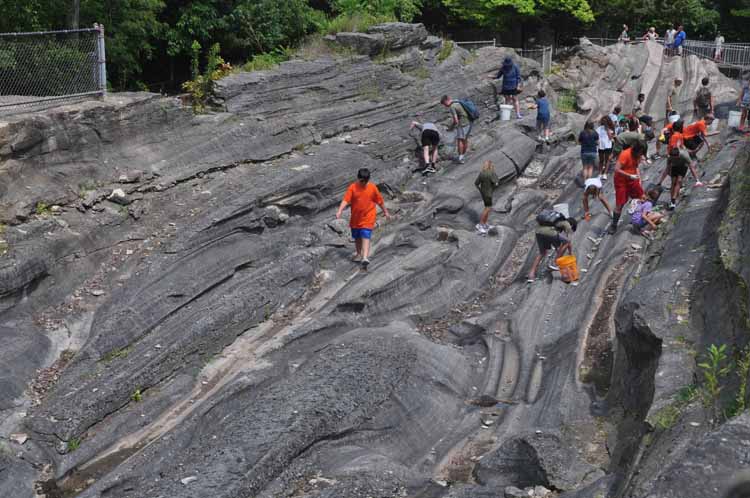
[456, 122, 472, 140]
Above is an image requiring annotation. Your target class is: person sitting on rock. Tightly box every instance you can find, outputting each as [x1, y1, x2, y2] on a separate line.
[496, 56, 523, 119]
[474, 160, 501, 234]
[693, 77, 714, 119]
[410, 120, 440, 174]
[609, 141, 647, 234]
[582, 176, 613, 222]
[630, 187, 664, 238]
[336, 168, 391, 270]
[666, 146, 702, 210]
[441, 95, 471, 164]
[527, 211, 577, 283]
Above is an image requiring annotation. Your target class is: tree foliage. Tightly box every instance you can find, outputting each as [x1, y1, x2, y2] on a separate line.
[441, 0, 594, 28]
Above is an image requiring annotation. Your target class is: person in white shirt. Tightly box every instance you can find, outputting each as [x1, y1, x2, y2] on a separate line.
[643, 27, 658, 41]
[714, 32, 725, 61]
[665, 26, 676, 56]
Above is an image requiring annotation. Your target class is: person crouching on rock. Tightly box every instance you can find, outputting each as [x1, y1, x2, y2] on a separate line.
[630, 187, 664, 238]
[410, 120, 440, 174]
[582, 176, 613, 222]
[474, 160, 501, 234]
[336, 168, 391, 270]
[527, 211, 577, 283]
[441, 95, 471, 164]
[609, 141, 646, 234]
[666, 146, 701, 210]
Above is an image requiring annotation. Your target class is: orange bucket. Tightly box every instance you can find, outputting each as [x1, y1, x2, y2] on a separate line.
[556, 255, 579, 283]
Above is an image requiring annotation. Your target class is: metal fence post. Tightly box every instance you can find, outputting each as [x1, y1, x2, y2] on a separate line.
[95, 23, 107, 97]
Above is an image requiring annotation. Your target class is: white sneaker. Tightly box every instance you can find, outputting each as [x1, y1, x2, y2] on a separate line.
[548, 264, 560, 271]
[475, 224, 488, 233]
[601, 174, 608, 180]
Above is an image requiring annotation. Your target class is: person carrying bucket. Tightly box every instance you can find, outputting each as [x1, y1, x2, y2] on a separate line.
[527, 210, 577, 283]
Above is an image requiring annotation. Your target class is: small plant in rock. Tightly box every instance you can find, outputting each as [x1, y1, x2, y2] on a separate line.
[182, 42, 233, 113]
[67, 437, 81, 451]
[437, 40, 454, 63]
[699, 343, 731, 424]
[727, 344, 750, 418]
[131, 388, 143, 403]
[35, 202, 50, 216]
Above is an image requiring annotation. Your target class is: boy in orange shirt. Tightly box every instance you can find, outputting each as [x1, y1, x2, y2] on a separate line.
[683, 114, 715, 160]
[336, 168, 391, 270]
[609, 141, 646, 234]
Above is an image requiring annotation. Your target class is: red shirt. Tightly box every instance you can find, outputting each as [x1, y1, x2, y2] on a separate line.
[343, 181, 384, 229]
[618, 148, 640, 175]
[683, 120, 707, 139]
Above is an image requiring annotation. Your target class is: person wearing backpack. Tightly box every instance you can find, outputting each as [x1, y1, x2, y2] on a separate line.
[609, 141, 646, 234]
[694, 78, 714, 119]
[527, 210, 577, 283]
[441, 95, 475, 164]
[496, 56, 523, 119]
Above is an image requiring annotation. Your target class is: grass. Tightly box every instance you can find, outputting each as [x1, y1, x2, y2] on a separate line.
[131, 388, 143, 403]
[651, 404, 681, 430]
[35, 201, 50, 216]
[556, 89, 578, 113]
[321, 12, 394, 35]
[67, 437, 81, 452]
[437, 40, 454, 63]
[100, 346, 132, 363]
[243, 48, 293, 73]
[407, 65, 430, 79]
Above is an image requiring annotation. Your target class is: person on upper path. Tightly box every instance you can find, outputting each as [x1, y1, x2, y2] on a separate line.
[739, 78, 750, 131]
[683, 114, 717, 162]
[582, 176, 612, 222]
[630, 187, 664, 238]
[665, 25, 676, 56]
[535, 90, 551, 142]
[694, 77, 714, 119]
[410, 120, 440, 174]
[619, 25, 630, 44]
[441, 95, 471, 164]
[527, 211, 577, 283]
[609, 141, 647, 235]
[674, 25, 686, 56]
[714, 32, 725, 62]
[666, 78, 682, 120]
[643, 27, 658, 41]
[666, 146, 702, 210]
[474, 160, 501, 234]
[496, 56, 523, 119]
[597, 115, 615, 180]
[579, 120, 599, 180]
[336, 168, 391, 270]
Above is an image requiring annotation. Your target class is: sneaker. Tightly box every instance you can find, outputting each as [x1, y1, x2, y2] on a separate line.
[424, 166, 437, 174]
[458, 155, 465, 164]
[361, 258, 370, 270]
[537, 135, 544, 141]
[351, 253, 362, 262]
[516, 113, 523, 119]
[601, 173, 608, 181]
[475, 223, 488, 233]
[652, 154, 662, 160]
[526, 278, 536, 283]
[668, 201, 676, 210]
[548, 264, 560, 271]
[607, 224, 617, 235]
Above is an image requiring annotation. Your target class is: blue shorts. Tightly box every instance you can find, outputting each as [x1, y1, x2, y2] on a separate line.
[537, 115, 550, 127]
[351, 228, 373, 240]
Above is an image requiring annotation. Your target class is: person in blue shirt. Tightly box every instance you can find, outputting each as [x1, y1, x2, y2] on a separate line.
[535, 90, 551, 141]
[578, 120, 599, 180]
[496, 56, 523, 119]
[674, 25, 686, 56]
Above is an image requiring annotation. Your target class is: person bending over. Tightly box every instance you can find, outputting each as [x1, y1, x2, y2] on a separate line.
[527, 211, 577, 283]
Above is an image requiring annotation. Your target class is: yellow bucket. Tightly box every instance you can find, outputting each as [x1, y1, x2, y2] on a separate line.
[556, 255, 579, 283]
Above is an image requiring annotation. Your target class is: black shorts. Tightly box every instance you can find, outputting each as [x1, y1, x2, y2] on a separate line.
[684, 136, 702, 150]
[501, 88, 520, 96]
[535, 232, 567, 252]
[482, 195, 493, 208]
[421, 129, 440, 147]
[670, 164, 688, 178]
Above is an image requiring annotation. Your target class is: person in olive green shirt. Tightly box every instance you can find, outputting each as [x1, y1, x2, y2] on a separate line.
[474, 160, 500, 233]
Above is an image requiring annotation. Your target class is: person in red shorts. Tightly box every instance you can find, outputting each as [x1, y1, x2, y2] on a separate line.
[609, 141, 646, 234]
[336, 168, 391, 270]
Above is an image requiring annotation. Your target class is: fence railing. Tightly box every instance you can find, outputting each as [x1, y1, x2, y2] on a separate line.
[0, 24, 106, 113]
[454, 39, 553, 74]
[455, 39, 496, 50]
[683, 40, 750, 69]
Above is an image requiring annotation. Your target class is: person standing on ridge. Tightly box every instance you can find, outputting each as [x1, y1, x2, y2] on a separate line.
[674, 25, 686, 56]
[441, 95, 472, 164]
[579, 120, 599, 180]
[666, 78, 682, 120]
[336, 168, 391, 270]
[714, 32, 725, 62]
[665, 25, 676, 56]
[609, 141, 646, 235]
[474, 160, 501, 234]
[666, 147, 702, 210]
[738, 77, 750, 131]
[535, 90, 551, 142]
[496, 56, 523, 119]
[597, 115, 615, 180]
[694, 77, 714, 119]
[619, 25, 630, 43]
[410, 120, 440, 174]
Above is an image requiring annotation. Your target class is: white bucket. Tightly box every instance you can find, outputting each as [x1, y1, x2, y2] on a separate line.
[669, 113, 680, 124]
[553, 203, 570, 218]
[709, 118, 720, 132]
[500, 104, 513, 121]
[728, 110, 741, 128]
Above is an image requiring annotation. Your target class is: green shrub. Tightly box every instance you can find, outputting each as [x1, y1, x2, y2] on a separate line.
[243, 47, 293, 72]
[437, 40, 454, 63]
[182, 42, 233, 113]
[556, 89, 578, 113]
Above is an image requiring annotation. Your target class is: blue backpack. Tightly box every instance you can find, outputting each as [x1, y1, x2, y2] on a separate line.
[459, 99, 480, 121]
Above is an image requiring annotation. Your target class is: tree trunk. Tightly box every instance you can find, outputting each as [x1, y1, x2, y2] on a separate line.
[71, 0, 80, 29]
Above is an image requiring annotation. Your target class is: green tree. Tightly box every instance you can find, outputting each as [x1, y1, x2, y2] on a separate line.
[440, 0, 593, 28]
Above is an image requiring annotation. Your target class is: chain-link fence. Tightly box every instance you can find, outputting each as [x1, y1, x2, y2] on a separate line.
[0, 25, 106, 114]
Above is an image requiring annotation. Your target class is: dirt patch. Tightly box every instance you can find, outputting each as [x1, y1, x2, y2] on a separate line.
[28, 349, 76, 405]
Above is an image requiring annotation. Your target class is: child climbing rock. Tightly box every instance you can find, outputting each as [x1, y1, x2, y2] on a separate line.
[535, 90, 551, 142]
[474, 160, 501, 234]
[582, 176, 613, 221]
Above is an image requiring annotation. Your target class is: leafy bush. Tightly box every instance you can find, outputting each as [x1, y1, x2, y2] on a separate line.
[243, 47, 294, 72]
[437, 40, 454, 62]
[182, 42, 233, 113]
